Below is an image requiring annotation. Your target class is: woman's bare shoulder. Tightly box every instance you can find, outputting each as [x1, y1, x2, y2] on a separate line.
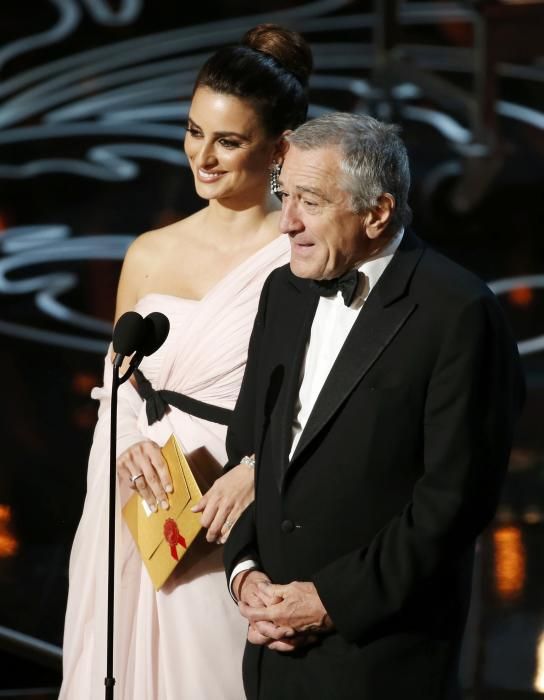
[127, 212, 205, 265]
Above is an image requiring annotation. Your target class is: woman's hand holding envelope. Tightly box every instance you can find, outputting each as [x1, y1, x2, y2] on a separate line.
[191, 461, 255, 544]
[117, 439, 173, 513]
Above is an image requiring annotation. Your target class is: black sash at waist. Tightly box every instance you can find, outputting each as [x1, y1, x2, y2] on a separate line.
[133, 369, 233, 427]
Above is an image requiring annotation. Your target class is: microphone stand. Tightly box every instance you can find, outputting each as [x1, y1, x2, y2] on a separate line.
[105, 359, 137, 699]
[105, 361, 120, 699]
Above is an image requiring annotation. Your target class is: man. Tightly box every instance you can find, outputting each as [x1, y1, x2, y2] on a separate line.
[223, 113, 524, 699]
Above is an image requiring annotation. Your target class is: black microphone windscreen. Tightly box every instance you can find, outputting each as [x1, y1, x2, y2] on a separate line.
[112, 311, 147, 356]
[142, 312, 170, 356]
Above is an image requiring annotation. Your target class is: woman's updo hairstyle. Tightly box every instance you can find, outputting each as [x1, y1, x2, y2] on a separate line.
[193, 24, 313, 137]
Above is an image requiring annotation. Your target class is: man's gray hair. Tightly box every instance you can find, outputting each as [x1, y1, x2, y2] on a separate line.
[287, 112, 412, 229]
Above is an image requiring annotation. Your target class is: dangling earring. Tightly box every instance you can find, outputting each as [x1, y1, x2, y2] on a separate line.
[269, 161, 281, 195]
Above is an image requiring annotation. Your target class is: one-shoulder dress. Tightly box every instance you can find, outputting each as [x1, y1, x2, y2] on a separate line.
[60, 235, 290, 699]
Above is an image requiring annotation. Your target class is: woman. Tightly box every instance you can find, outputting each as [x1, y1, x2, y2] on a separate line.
[60, 24, 313, 700]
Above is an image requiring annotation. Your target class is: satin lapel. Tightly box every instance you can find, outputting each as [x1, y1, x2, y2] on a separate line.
[268, 274, 319, 491]
[289, 231, 425, 467]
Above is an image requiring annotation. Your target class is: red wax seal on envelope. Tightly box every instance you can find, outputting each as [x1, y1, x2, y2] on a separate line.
[163, 518, 187, 561]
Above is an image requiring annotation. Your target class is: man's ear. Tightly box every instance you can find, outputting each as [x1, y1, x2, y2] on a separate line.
[362, 193, 395, 239]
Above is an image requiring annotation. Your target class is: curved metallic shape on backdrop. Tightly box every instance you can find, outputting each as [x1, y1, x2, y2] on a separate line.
[0, 0, 144, 73]
[1, 0, 543, 181]
[489, 276, 544, 356]
[0, 0, 81, 72]
[82, 0, 143, 26]
[0, 226, 541, 356]
[0, 226, 133, 353]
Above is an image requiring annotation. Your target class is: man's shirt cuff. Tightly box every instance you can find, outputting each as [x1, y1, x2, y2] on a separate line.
[229, 559, 259, 601]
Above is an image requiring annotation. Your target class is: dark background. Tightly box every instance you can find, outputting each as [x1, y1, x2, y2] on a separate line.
[1, 1, 543, 697]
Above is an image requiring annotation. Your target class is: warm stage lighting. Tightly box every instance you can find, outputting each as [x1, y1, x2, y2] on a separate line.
[508, 286, 534, 307]
[534, 631, 544, 692]
[492, 525, 526, 602]
[72, 372, 99, 395]
[0, 505, 19, 558]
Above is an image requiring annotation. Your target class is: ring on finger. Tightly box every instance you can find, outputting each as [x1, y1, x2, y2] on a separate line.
[224, 519, 234, 530]
[130, 473, 145, 484]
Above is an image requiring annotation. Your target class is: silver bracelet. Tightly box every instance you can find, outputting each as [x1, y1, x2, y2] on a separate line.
[240, 455, 255, 469]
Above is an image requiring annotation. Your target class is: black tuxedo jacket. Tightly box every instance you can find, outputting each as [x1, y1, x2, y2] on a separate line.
[224, 231, 524, 700]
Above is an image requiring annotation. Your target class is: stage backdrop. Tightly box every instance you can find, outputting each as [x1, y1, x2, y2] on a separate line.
[1, 0, 543, 695]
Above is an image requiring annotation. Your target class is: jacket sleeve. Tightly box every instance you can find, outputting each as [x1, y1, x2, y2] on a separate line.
[223, 272, 274, 579]
[224, 271, 273, 470]
[313, 292, 525, 643]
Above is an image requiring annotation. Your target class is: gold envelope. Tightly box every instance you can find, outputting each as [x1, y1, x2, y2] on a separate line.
[122, 434, 203, 590]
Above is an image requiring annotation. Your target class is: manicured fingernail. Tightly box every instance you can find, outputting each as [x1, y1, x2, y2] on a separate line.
[190, 506, 197, 512]
[149, 502, 157, 513]
[165, 484, 173, 493]
[161, 499, 169, 510]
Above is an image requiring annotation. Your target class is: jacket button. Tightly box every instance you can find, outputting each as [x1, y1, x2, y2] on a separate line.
[281, 519, 294, 534]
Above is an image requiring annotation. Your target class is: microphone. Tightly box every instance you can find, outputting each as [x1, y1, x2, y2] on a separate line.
[140, 311, 170, 357]
[112, 311, 147, 369]
[123, 312, 170, 378]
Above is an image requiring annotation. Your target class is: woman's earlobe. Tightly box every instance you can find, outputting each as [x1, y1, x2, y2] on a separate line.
[276, 130, 292, 160]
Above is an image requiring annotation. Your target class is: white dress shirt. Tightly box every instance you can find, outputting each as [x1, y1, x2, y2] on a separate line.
[289, 228, 404, 459]
[230, 229, 404, 595]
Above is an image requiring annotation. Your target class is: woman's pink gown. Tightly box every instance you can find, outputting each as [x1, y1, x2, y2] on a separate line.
[60, 236, 289, 699]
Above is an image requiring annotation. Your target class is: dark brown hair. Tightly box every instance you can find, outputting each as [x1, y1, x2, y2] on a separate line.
[193, 24, 312, 137]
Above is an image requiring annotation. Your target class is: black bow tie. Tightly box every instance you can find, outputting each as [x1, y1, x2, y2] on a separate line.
[312, 269, 360, 307]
